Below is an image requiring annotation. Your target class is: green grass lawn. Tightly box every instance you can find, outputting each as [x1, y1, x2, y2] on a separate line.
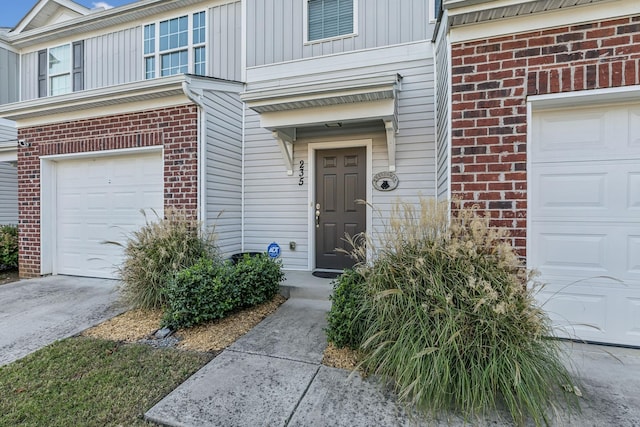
[0, 337, 212, 426]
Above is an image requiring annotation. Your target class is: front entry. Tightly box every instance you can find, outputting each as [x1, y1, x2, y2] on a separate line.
[315, 147, 366, 270]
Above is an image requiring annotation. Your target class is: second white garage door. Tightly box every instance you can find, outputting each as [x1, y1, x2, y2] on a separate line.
[56, 151, 164, 279]
[530, 101, 640, 347]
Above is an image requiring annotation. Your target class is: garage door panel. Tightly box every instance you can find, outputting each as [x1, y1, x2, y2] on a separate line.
[532, 223, 640, 282]
[536, 287, 607, 339]
[533, 104, 640, 163]
[533, 110, 607, 157]
[56, 152, 163, 279]
[532, 160, 640, 219]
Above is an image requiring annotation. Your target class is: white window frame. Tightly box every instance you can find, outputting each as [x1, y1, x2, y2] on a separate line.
[143, 11, 207, 79]
[303, 0, 358, 44]
[48, 44, 72, 96]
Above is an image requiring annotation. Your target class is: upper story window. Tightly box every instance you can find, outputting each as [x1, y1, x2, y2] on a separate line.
[38, 41, 84, 98]
[144, 11, 207, 79]
[307, 0, 355, 42]
[48, 45, 71, 96]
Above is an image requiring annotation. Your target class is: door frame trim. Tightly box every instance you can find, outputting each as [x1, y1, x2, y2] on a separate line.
[307, 139, 373, 270]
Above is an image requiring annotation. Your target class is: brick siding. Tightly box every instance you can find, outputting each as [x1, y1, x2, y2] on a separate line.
[17, 104, 198, 277]
[450, 15, 640, 256]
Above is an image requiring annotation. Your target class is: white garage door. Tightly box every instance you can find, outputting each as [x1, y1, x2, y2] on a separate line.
[530, 101, 640, 347]
[56, 151, 164, 279]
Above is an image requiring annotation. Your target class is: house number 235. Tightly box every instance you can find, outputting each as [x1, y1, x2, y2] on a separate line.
[298, 160, 305, 186]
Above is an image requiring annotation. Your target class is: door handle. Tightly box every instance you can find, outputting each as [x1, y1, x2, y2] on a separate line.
[315, 205, 321, 228]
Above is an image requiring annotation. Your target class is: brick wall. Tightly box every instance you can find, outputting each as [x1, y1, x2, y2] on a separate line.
[17, 104, 198, 277]
[450, 15, 640, 256]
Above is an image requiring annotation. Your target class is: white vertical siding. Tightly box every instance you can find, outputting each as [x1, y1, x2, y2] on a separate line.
[201, 88, 244, 257]
[0, 47, 19, 105]
[246, 0, 432, 67]
[0, 161, 18, 225]
[210, 1, 242, 82]
[434, 20, 450, 201]
[85, 26, 143, 90]
[242, 55, 436, 270]
[21, 52, 38, 101]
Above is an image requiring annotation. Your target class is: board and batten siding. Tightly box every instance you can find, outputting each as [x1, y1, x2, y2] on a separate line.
[246, 0, 431, 67]
[434, 19, 449, 201]
[0, 47, 19, 105]
[210, 1, 242, 81]
[19, 1, 242, 101]
[242, 54, 435, 270]
[201, 88, 244, 257]
[85, 27, 143, 90]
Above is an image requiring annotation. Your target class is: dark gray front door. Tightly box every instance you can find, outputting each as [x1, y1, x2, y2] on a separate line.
[315, 147, 366, 270]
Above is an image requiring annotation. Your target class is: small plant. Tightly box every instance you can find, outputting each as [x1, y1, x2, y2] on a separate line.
[161, 259, 239, 329]
[0, 225, 18, 270]
[113, 209, 220, 310]
[231, 253, 284, 308]
[161, 254, 284, 330]
[325, 269, 368, 349]
[341, 198, 578, 426]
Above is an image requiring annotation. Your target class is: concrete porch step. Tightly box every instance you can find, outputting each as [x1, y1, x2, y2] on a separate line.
[279, 270, 336, 301]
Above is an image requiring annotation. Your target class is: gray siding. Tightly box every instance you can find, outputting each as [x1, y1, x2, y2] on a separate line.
[20, 1, 242, 101]
[243, 55, 435, 270]
[434, 21, 449, 201]
[85, 26, 143, 90]
[0, 47, 19, 105]
[0, 161, 18, 225]
[211, 1, 242, 81]
[202, 89, 244, 257]
[246, 0, 431, 67]
[21, 51, 38, 101]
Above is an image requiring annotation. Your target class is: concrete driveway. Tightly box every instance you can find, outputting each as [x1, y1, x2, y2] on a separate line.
[0, 275, 122, 366]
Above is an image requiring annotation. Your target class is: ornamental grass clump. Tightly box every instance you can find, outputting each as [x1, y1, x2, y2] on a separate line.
[113, 209, 220, 310]
[346, 198, 579, 426]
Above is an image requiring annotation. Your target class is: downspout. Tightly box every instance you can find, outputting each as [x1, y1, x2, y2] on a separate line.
[241, 100, 246, 252]
[182, 79, 206, 223]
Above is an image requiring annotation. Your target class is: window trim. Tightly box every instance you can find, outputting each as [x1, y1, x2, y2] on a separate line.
[38, 41, 84, 98]
[303, 0, 358, 45]
[143, 10, 207, 80]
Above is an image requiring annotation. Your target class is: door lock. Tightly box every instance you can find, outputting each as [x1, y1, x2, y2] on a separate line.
[315, 204, 321, 228]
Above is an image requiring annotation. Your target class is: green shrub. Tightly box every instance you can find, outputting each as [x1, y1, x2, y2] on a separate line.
[347, 199, 578, 426]
[231, 253, 284, 308]
[0, 225, 18, 269]
[161, 259, 239, 329]
[326, 269, 368, 349]
[114, 209, 220, 310]
[161, 253, 284, 330]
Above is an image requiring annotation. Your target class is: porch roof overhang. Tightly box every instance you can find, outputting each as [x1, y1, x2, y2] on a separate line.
[241, 73, 402, 175]
[0, 75, 190, 126]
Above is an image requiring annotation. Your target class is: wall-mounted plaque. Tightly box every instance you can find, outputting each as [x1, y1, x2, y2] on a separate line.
[373, 171, 399, 191]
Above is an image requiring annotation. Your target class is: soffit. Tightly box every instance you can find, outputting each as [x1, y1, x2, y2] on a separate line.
[241, 73, 402, 115]
[445, 0, 610, 26]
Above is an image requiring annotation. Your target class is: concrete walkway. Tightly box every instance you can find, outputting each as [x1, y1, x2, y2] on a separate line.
[0, 275, 122, 366]
[146, 271, 640, 427]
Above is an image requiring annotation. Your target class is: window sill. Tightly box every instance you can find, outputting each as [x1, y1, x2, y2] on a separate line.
[304, 33, 357, 46]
